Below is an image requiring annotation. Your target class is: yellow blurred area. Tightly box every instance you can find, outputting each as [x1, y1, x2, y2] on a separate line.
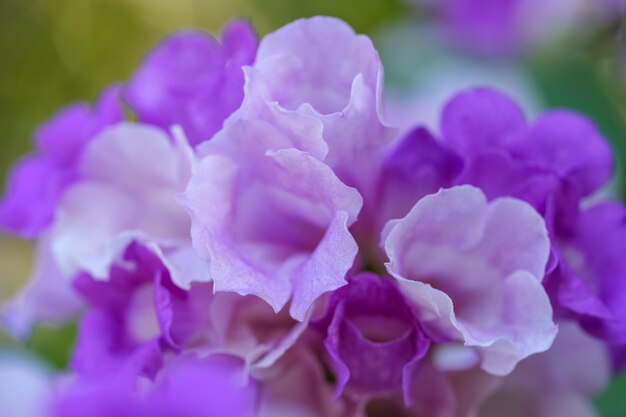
[0, 237, 32, 328]
[0, 237, 32, 343]
[0, 237, 32, 297]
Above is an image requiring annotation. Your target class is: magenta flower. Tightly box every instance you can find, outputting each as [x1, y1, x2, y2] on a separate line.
[316, 273, 430, 402]
[125, 20, 258, 146]
[53, 354, 258, 417]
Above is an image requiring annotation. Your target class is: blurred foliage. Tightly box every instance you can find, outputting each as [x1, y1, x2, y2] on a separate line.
[0, 323, 76, 369]
[595, 371, 626, 417]
[0, 0, 625, 414]
[26, 323, 77, 370]
[529, 23, 626, 197]
[0, 237, 33, 299]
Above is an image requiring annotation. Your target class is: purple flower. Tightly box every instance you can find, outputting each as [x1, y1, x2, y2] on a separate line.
[441, 88, 613, 202]
[68, 240, 308, 378]
[4, 122, 203, 336]
[384, 186, 556, 375]
[125, 20, 258, 146]
[48, 122, 193, 280]
[0, 87, 123, 237]
[54, 347, 353, 417]
[250, 17, 380, 117]
[246, 16, 395, 200]
[70, 243, 166, 379]
[368, 126, 464, 245]
[442, 89, 611, 236]
[550, 202, 626, 363]
[180, 113, 363, 321]
[316, 273, 430, 402]
[53, 354, 258, 417]
[432, 0, 524, 55]
[438, 88, 626, 356]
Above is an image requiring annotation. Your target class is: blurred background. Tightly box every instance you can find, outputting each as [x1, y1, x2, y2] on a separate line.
[0, 0, 625, 414]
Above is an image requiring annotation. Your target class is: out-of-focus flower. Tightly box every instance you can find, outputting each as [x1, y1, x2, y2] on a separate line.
[478, 322, 610, 417]
[49, 123, 194, 280]
[3, 122, 204, 337]
[0, 352, 53, 417]
[53, 347, 355, 417]
[416, 0, 625, 56]
[125, 20, 258, 146]
[53, 353, 258, 417]
[4, 236, 84, 338]
[552, 202, 626, 370]
[0, 87, 123, 238]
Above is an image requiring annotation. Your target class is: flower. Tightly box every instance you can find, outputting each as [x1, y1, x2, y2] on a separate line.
[417, 0, 625, 56]
[438, 88, 624, 354]
[125, 20, 258, 146]
[180, 108, 363, 321]
[53, 353, 257, 417]
[552, 202, 626, 368]
[315, 273, 430, 402]
[2, 15, 624, 417]
[49, 122, 193, 280]
[245, 16, 394, 201]
[384, 185, 556, 375]
[0, 87, 123, 238]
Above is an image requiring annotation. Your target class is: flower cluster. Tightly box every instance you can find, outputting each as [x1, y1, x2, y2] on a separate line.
[1, 17, 624, 417]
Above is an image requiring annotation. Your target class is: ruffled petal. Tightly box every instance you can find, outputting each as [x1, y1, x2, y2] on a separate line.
[246, 16, 394, 200]
[384, 185, 556, 375]
[181, 146, 362, 320]
[317, 273, 429, 401]
[50, 123, 192, 279]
